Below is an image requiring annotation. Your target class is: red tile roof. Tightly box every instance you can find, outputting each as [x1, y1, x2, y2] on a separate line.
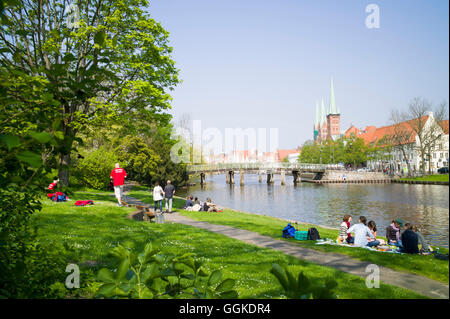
[440, 120, 449, 134]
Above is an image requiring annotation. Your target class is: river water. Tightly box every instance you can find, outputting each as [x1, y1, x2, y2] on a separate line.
[179, 173, 449, 247]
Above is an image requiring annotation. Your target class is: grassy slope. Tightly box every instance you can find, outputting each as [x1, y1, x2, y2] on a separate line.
[127, 187, 449, 284]
[400, 174, 449, 182]
[33, 191, 425, 299]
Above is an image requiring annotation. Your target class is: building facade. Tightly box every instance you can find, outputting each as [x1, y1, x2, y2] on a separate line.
[345, 113, 449, 174]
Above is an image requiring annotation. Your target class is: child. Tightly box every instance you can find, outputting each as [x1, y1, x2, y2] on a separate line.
[367, 220, 383, 247]
[347, 216, 375, 247]
[339, 215, 354, 244]
[386, 218, 403, 247]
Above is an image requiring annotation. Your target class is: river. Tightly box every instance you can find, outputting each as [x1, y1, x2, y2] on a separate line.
[179, 173, 449, 247]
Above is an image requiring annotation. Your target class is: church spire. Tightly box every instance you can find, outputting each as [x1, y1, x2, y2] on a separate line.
[329, 76, 338, 114]
[321, 98, 326, 125]
[315, 101, 320, 129]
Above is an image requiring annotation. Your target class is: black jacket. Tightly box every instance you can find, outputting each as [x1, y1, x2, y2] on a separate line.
[401, 229, 419, 254]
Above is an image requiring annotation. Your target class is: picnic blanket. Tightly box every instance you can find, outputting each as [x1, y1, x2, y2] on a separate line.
[315, 239, 403, 254]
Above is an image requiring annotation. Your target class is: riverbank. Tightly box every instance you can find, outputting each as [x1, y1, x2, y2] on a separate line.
[31, 190, 426, 299]
[127, 186, 449, 284]
[399, 174, 449, 183]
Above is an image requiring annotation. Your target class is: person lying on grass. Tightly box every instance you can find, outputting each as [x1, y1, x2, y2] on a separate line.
[347, 216, 375, 247]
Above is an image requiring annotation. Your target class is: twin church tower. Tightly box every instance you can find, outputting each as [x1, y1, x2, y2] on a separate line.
[313, 77, 341, 143]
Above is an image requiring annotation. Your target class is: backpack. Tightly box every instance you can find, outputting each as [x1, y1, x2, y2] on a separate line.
[307, 227, 320, 240]
[282, 223, 296, 238]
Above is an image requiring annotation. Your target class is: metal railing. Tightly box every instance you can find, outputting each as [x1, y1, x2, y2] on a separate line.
[186, 162, 343, 173]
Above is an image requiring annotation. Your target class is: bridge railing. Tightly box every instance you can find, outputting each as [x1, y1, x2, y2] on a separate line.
[186, 162, 343, 173]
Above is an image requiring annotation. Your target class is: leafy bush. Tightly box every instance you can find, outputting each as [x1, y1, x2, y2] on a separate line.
[72, 147, 118, 190]
[270, 263, 337, 299]
[96, 242, 238, 299]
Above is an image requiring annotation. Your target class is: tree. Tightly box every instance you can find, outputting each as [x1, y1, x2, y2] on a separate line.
[384, 109, 415, 175]
[0, 0, 179, 185]
[343, 135, 368, 168]
[401, 97, 448, 174]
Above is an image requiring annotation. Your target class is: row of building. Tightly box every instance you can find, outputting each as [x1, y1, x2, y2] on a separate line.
[203, 77, 449, 173]
[203, 149, 301, 164]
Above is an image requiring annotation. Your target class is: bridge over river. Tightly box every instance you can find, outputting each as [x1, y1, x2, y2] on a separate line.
[186, 163, 343, 185]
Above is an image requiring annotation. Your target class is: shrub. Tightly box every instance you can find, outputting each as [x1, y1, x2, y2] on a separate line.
[96, 242, 239, 299]
[72, 147, 118, 190]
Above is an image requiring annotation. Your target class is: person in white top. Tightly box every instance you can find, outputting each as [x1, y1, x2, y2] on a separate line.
[153, 181, 165, 212]
[347, 216, 374, 247]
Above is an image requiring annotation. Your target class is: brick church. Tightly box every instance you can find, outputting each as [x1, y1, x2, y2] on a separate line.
[313, 77, 341, 142]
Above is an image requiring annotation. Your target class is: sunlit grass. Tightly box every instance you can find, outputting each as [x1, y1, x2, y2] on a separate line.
[127, 187, 449, 284]
[33, 191, 426, 299]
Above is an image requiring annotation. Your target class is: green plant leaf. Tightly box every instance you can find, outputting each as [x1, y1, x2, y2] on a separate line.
[29, 131, 52, 143]
[219, 290, 239, 299]
[0, 134, 20, 150]
[97, 283, 116, 297]
[270, 264, 289, 291]
[215, 278, 235, 293]
[208, 270, 222, 286]
[16, 151, 42, 168]
[97, 268, 115, 283]
[116, 258, 130, 280]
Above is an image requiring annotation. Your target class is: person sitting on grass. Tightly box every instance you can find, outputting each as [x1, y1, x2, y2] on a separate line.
[367, 220, 384, 246]
[411, 225, 433, 254]
[386, 218, 403, 247]
[203, 198, 221, 212]
[339, 214, 354, 244]
[184, 196, 194, 209]
[400, 223, 419, 254]
[346, 216, 375, 247]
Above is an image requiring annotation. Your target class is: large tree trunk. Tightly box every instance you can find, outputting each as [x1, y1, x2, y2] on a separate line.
[57, 125, 76, 187]
[58, 153, 71, 187]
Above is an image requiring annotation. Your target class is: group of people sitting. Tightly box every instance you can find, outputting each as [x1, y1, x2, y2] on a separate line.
[339, 215, 432, 254]
[183, 196, 222, 212]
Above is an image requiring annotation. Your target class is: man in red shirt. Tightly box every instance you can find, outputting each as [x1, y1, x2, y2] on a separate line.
[48, 177, 59, 191]
[110, 163, 127, 207]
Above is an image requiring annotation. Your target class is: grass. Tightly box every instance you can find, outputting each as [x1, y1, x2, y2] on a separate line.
[32, 190, 427, 299]
[400, 174, 449, 182]
[127, 186, 449, 284]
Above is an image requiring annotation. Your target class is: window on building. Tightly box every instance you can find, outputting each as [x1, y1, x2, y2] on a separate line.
[433, 153, 436, 159]
[440, 153, 444, 158]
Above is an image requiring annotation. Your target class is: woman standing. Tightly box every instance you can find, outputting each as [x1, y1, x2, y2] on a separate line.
[153, 182, 165, 212]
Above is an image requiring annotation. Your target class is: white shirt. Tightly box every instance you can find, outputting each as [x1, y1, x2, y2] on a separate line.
[153, 186, 164, 201]
[347, 223, 374, 247]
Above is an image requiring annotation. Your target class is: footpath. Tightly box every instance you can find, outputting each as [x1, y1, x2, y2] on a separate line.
[120, 189, 449, 299]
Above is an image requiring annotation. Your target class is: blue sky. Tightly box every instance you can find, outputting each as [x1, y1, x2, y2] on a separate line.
[147, 0, 449, 149]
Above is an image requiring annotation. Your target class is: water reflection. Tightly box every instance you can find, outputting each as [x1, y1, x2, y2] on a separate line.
[180, 174, 449, 247]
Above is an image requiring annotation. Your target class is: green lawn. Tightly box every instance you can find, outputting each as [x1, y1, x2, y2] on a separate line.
[400, 174, 449, 182]
[32, 190, 426, 299]
[127, 187, 449, 284]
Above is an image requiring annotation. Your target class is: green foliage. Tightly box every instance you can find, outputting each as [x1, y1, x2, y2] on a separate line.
[114, 136, 160, 185]
[299, 136, 373, 167]
[96, 242, 239, 299]
[270, 263, 337, 299]
[72, 147, 118, 190]
[0, 0, 180, 185]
